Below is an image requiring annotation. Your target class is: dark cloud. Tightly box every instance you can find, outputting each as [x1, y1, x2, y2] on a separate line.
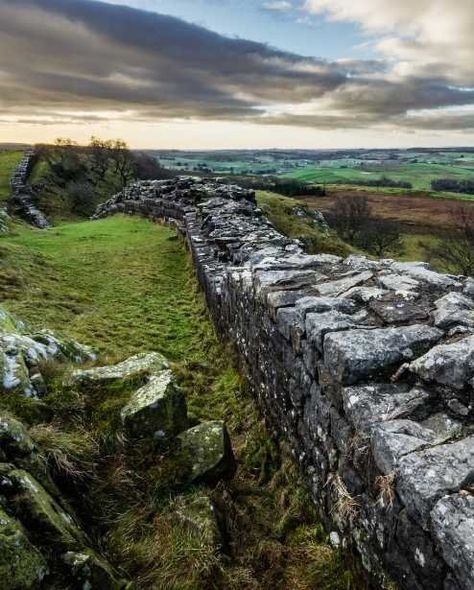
[0, 0, 472, 132]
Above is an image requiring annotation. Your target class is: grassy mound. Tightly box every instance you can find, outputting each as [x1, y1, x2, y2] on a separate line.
[0, 216, 361, 589]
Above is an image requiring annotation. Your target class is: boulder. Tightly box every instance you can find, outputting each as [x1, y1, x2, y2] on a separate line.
[178, 421, 236, 484]
[70, 351, 169, 388]
[0, 508, 48, 589]
[120, 369, 187, 439]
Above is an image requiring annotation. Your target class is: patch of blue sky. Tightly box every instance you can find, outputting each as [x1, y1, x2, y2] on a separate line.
[97, 0, 374, 60]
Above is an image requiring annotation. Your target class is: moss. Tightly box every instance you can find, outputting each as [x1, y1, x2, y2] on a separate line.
[0, 507, 48, 589]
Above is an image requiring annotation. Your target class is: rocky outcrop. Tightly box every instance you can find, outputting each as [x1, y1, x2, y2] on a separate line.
[94, 177, 474, 590]
[0, 306, 95, 398]
[8, 150, 50, 229]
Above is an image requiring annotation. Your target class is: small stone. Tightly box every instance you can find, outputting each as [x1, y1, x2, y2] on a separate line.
[178, 421, 236, 484]
[120, 370, 187, 439]
[369, 298, 428, 325]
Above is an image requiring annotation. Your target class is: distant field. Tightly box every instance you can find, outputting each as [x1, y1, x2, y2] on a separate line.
[0, 150, 23, 203]
[284, 162, 474, 192]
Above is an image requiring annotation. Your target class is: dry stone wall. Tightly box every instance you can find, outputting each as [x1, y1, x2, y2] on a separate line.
[94, 178, 474, 590]
[9, 149, 49, 229]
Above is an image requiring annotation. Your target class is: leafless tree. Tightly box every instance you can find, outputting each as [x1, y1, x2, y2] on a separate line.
[425, 205, 474, 276]
[326, 195, 372, 242]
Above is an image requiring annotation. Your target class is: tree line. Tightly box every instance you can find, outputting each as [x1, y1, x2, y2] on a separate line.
[35, 137, 173, 216]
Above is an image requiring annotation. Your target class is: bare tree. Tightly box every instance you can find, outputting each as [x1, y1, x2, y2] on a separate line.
[425, 205, 474, 276]
[326, 195, 372, 242]
[355, 218, 403, 257]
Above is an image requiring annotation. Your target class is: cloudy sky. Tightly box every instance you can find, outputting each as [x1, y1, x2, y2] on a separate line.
[0, 0, 473, 148]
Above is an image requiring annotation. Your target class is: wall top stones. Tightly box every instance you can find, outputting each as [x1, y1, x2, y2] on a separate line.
[95, 177, 474, 590]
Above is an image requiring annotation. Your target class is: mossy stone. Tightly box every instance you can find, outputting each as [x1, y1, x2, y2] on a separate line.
[0, 507, 48, 589]
[120, 369, 187, 439]
[1, 468, 86, 549]
[0, 414, 36, 461]
[69, 352, 169, 389]
[177, 421, 236, 484]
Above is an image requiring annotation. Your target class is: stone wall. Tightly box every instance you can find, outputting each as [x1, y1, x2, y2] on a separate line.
[8, 149, 50, 229]
[94, 178, 474, 590]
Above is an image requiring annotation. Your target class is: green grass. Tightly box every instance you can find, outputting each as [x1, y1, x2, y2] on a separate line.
[284, 162, 474, 193]
[0, 215, 361, 589]
[0, 150, 23, 204]
[1, 216, 214, 361]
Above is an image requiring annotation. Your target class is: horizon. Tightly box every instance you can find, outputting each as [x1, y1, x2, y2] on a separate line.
[1, 0, 473, 148]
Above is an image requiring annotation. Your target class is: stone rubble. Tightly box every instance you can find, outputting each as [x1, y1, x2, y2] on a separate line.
[94, 177, 474, 590]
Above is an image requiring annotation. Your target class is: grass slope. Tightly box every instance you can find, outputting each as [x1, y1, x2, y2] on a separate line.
[0, 150, 23, 204]
[0, 215, 361, 589]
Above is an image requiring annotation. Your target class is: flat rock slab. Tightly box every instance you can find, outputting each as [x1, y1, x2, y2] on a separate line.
[390, 262, 462, 290]
[342, 384, 430, 433]
[316, 271, 373, 297]
[120, 369, 187, 440]
[396, 436, 474, 530]
[431, 494, 474, 590]
[70, 352, 169, 388]
[409, 335, 474, 390]
[178, 421, 235, 484]
[324, 325, 442, 385]
[369, 299, 428, 325]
